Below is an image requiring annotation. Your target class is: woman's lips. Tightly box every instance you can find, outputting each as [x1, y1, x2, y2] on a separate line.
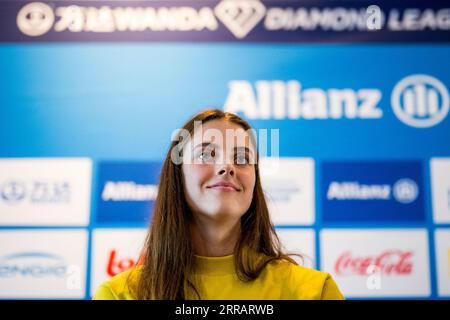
[207, 185, 238, 191]
[206, 181, 240, 191]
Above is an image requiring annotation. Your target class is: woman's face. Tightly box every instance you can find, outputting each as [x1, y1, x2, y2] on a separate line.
[181, 119, 256, 221]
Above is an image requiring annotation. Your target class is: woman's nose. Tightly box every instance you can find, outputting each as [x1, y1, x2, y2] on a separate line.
[217, 164, 235, 176]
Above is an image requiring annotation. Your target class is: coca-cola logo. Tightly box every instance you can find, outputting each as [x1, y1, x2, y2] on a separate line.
[335, 250, 414, 276]
[106, 249, 144, 277]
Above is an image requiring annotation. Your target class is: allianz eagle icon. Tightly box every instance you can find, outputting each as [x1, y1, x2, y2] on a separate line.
[96, 161, 161, 225]
[321, 161, 425, 223]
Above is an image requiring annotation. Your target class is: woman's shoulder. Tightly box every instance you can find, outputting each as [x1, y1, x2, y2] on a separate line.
[266, 259, 345, 300]
[92, 266, 142, 300]
[265, 258, 326, 281]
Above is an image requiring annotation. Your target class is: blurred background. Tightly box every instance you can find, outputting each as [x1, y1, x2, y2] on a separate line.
[0, 0, 449, 299]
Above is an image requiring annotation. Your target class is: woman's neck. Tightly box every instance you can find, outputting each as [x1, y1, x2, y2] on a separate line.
[189, 215, 241, 257]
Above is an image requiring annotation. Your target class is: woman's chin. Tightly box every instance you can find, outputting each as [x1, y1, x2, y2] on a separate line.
[201, 208, 243, 220]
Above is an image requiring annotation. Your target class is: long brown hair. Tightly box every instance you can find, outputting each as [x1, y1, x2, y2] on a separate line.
[132, 109, 301, 300]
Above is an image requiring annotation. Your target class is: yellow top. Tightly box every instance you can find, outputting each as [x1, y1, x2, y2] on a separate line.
[92, 254, 344, 300]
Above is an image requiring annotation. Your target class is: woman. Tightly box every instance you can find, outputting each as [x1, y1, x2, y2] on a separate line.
[93, 109, 344, 300]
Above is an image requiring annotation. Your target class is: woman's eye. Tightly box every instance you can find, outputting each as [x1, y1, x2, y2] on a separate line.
[235, 154, 249, 165]
[199, 149, 215, 162]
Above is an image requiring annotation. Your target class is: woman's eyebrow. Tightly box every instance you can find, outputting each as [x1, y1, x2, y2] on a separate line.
[193, 143, 254, 155]
[194, 142, 218, 149]
[234, 146, 254, 156]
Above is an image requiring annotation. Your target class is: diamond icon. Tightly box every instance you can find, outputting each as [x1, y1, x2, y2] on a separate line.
[215, 0, 266, 39]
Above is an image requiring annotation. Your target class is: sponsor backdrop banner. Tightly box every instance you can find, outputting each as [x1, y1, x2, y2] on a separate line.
[0, 0, 449, 299]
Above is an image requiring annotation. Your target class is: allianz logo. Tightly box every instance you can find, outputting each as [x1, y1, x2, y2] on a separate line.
[224, 75, 449, 127]
[327, 178, 418, 203]
[224, 80, 382, 120]
[0, 252, 67, 278]
[391, 74, 449, 128]
[101, 181, 158, 202]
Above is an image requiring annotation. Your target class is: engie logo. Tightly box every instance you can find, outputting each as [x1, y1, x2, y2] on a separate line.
[0, 252, 67, 278]
[321, 161, 424, 223]
[0, 230, 88, 298]
[96, 162, 161, 224]
[391, 74, 449, 128]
